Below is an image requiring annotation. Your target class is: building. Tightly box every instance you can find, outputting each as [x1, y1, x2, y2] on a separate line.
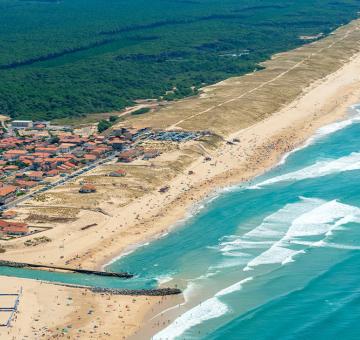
[27, 171, 44, 181]
[33, 121, 50, 129]
[0, 220, 29, 236]
[1, 210, 17, 219]
[83, 154, 97, 162]
[109, 138, 126, 150]
[143, 150, 161, 160]
[3, 150, 27, 161]
[118, 149, 143, 163]
[0, 185, 17, 205]
[47, 169, 59, 177]
[79, 184, 96, 193]
[11, 120, 33, 129]
[109, 169, 126, 177]
[15, 180, 38, 189]
[58, 143, 76, 153]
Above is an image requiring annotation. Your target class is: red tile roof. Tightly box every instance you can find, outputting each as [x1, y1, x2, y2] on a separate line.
[27, 171, 44, 178]
[16, 180, 37, 188]
[0, 185, 17, 197]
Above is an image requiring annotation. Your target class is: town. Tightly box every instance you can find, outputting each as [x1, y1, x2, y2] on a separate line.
[0, 118, 208, 239]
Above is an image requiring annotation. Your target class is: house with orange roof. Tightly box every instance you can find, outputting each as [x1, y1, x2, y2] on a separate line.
[47, 169, 59, 177]
[27, 171, 44, 181]
[3, 165, 19, 172]
[83, 154, 97, 162]
[109, 169, 126, 177]
[0, 185, 17, 205]
[21, 159, 33, 167]
[79, 184, 96, 193]
[58, 143, 76, 153]
[0, 220, 29, 236]
[3, 149, 27, 161]
[32, 152, 51, 158]
[35, 146, 58, 154]
[2, 210, 17, 219]
[15, 180, 38, 189]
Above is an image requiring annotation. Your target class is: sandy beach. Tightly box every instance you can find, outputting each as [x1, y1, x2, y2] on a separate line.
[2, 19, 360, 339]
[0, 275, 184, 339]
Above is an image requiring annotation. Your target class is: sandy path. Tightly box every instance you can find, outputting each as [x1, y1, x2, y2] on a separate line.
[168, 25, 359, 129]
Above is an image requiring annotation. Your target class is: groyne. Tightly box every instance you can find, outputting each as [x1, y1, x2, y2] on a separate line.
[91, 287, 182, 296]
[0, 260, 133, 278]
[0, 261, 183, 295]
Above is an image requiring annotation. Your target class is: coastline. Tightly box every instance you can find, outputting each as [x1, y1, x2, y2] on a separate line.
[124, 56, 360, 337]
[2, 20, 360, 338]
[100, 51, 360, 271]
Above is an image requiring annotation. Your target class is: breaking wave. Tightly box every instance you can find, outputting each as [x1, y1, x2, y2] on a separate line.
[253, 152, 360, 188]
[243, 200, 360, 270]
[279, 110, 360, 166]
[153, 297, 229, 340]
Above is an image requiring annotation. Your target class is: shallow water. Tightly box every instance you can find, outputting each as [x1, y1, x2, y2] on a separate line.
[109, 105, 360, 339]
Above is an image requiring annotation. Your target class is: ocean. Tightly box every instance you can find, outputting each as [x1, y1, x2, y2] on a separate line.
[108, 105, 360, 339]
[0, 105, 359, 339]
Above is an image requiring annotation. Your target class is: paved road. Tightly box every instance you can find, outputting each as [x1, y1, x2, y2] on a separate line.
[2, 152, 118, 210]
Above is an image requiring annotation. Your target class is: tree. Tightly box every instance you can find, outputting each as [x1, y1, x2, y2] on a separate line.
[109, 115, 118, 123]
[49, 135, 60, 144]
[98, 119, 112, 133]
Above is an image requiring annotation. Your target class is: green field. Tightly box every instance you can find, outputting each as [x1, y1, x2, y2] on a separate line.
[1, 0, 360, 120]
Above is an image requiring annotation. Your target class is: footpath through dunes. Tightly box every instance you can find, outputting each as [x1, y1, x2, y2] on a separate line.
[125, 19, 360, 136]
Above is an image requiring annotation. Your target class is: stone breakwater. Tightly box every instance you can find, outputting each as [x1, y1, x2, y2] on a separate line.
[49, 282, 182, 296]
[0, 260, 182, 295]
[0, 260, 133, 278]
[91, 287, 182, 296]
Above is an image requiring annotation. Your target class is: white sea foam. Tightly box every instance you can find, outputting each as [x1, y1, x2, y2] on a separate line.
[211, 256, 251, 270]
[285, 200, 360, 238]
[154, 111, 360, 339]
[220, 110, 360, 194]
[324, 242, 360, 250]
[215, 277, 253, 297]
[279, 112, 360, 165]
[218, 198, 323, 256]
[254, 152, 360, 188]
[220, 241, 273, 252]
[154, 276, 254, 338]
[153, 297, 229, 340]
[292, 240, 360, 250]
[278, 139, 313, 166]
[243, 200, 360, 270]
[156, 275, 173, 285]
[192, 271, 219, 281]
[244, 198, 323, 239]
[155, 198, 360, 339]
[244, 246, 302, 270]
[182, 281, 199, 302]
[316, 113, 360, 137]
[221, 249, 257, 256]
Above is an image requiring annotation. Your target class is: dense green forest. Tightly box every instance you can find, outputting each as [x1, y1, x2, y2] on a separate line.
[1, 0, 360, 120]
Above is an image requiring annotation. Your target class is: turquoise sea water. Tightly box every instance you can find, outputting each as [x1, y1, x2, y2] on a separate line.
[109, 105, 360, 339]
[1, 106, 360, 339]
